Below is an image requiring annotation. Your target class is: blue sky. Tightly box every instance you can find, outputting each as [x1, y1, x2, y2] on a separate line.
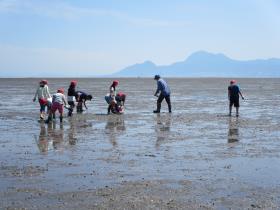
[0, 0, 280, 76]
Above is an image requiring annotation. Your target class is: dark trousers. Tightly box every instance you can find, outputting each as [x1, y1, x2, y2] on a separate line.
[157, 94, 171, 112]
[68, 101, 75, 116]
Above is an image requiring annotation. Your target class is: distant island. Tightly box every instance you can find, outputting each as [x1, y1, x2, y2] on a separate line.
[113, 51, 280, 77]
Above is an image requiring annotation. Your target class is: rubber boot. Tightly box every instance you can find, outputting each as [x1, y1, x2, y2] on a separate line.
[68, 108, 73, 117]
[60, 116, 63, 123]
[77, 104, 82, 113]
[45, 115, 53, 124]
[153, 103, 161, 113]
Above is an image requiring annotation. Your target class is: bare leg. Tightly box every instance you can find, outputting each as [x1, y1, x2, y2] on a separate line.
[229, 105, 232, 116]
[45, 111, 53, 123]
[236, 107, 239, 117]
[107, 105, 111, 114]
[60, 113, 63, 123]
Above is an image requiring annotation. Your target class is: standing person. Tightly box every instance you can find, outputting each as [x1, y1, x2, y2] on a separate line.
[228, 80, 244, 117]
[75, 91, 92, 113]
[153, 75, 171, 113]
[33, 80, 51, 119]
[45, 88, 67, 123]
[67, 80, 77, 116]
[105, 80, 119, 114]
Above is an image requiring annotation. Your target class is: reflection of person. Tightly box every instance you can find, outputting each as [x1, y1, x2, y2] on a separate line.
[48, 123, 64, 150]
[36, 124, 50, 153]
[228, 117, 239, 143]
[105, 115, 125, 146]
[155, 114, 171, 147]
[153, 75, 171, 113]
[33, 80, 51, 119]
[228, 80, 244, 117]
[68, 118, 77, 145]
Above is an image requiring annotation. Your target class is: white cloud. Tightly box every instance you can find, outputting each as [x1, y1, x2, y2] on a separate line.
[0, 0, 189, 27]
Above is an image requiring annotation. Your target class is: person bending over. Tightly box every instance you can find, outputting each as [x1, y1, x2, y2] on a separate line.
[75, 91, 92, 113]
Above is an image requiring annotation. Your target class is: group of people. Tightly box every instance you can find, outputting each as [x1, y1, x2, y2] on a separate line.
[153, 75, 244, 117]
[33, 80, 92, 123]
[33, 75, 244, 123]
[33, 79, 126, 123]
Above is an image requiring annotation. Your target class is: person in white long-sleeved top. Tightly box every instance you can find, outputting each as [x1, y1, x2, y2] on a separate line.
[33, 80, 51, 119]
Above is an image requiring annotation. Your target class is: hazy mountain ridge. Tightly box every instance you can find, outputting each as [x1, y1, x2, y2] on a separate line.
[113, 51, 280, 77]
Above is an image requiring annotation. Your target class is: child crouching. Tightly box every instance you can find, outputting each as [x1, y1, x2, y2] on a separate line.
[45, 88, 67, 123]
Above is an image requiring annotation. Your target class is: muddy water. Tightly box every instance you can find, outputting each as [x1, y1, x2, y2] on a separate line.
[0, 78, 280, 209]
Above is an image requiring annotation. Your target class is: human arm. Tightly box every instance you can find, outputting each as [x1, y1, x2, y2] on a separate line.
[62, 95, 68, 106]
[76, 92, 81, 102]
[33, 88, 38, 101]
[154, 81, 161, 97]
[83, 100, 88, 109]
[239, 90, 244, 100]
[46, 86, 51, 98]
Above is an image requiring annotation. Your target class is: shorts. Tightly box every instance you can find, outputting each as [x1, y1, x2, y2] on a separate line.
[230, 98, 239, 107]
[105, 95, 114, 104]
[51, 102, 63, 114]
[39, 98, 48, 112]
[39, 98, 48, 106]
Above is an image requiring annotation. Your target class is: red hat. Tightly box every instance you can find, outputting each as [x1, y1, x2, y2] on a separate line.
[112, 80, 119, 86]
[230, 80, 236, 84]
[70, 80, 77, 86]
[40, 80, 48, 85]
[57, 88, 64, 94]
[117, 92, 126, 97]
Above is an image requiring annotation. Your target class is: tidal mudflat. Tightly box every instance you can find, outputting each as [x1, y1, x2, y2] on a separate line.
[1, 78, 280, 209]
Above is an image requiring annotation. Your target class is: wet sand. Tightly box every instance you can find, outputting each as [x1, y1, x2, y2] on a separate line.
[0, 78, 280, 209]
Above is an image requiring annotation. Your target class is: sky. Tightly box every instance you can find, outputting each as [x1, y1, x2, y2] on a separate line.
[0, 0, 280, 76]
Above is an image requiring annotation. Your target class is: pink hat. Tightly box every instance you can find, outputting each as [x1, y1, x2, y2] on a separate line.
[40, 80, 48, 85]
[70, 80, 77, 86]
[57, 88, 64, 94]
[113, 80, 119, 86]
[230, 80, 236, 84]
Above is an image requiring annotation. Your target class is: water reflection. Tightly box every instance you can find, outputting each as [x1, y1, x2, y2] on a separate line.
[48, 123, 64, 150]
[105, 115, 126, 147]
[155, 114, 172, 147]
[68, 118, 77, 146]
[228, 117, 239, 143]
[35, 123, 65, 153]
[35, 123, 52, 153]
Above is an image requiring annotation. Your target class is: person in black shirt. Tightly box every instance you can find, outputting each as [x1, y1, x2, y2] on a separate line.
[75, 91, 92, 113]
[67, 80, 77, 116]
[228, 80, 244, 117]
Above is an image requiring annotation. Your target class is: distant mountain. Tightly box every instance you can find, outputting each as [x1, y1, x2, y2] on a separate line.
[113, 51, 280, 77]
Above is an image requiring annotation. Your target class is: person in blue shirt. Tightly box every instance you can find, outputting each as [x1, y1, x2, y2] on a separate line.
[153, 75, 172, 113]
[228, 80, 244, 117]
